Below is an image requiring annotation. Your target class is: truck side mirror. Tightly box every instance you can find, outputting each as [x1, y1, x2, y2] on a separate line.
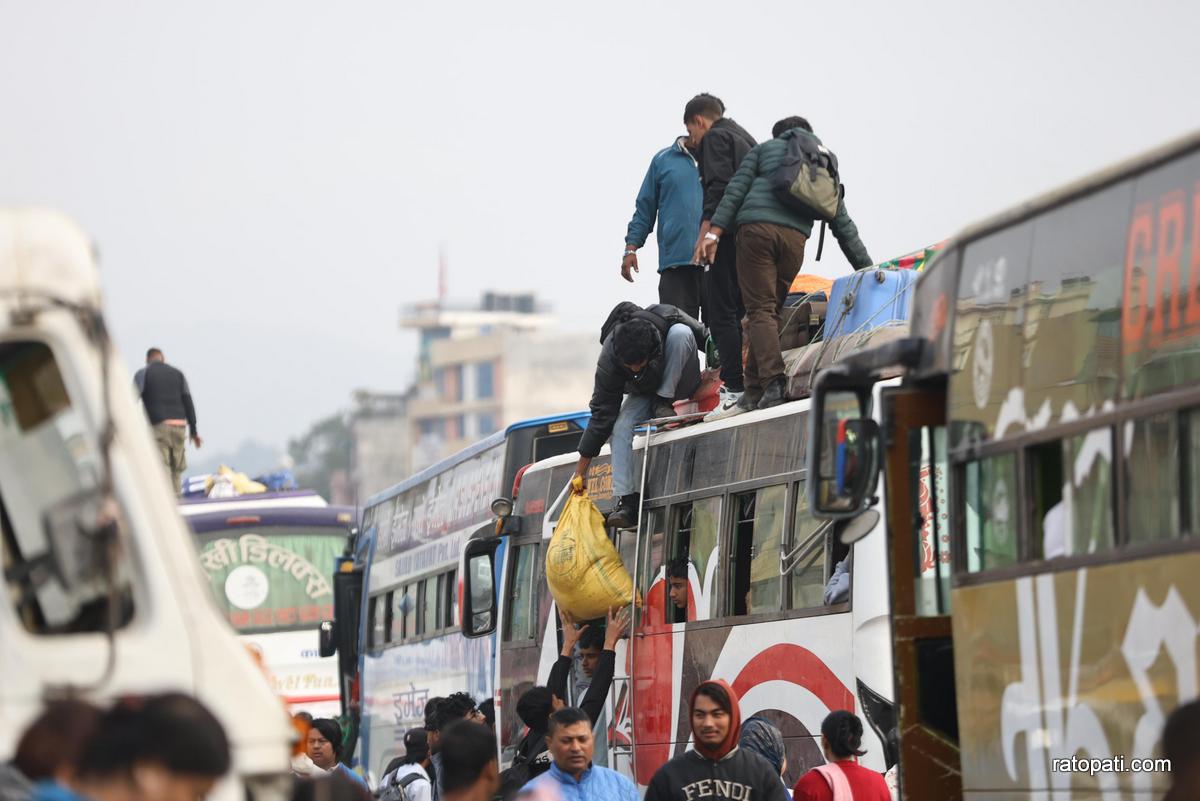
[809, 373, 880, 518]
[460, 538, 499, 639]
[318, 620, 336, 658]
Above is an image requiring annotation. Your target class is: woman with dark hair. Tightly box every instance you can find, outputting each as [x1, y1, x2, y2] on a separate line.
[306, 720, 368, 792]
[2, 700, 103, 801]
[739, 715, 788, 792]
[792, 710, 890, 801]
[30, 693, 229, 801]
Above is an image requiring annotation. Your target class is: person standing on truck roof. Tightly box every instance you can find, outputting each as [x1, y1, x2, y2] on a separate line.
[134, 347, 201, 495]
[573, 302, 707, 529]
[644, 680, 788, 801]
[622, 128, 705, 320]
[701, 117, 872, 415]
[681, 93, 758, 422]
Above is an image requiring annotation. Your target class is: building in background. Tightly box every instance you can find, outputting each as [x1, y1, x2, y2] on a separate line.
[348, 292, 598, 497]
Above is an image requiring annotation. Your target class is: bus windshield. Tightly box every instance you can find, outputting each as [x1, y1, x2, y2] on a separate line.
[195, 525, 345, 633]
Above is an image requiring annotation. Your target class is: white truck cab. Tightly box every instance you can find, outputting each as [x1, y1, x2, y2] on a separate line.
[0, 208, 292, 801]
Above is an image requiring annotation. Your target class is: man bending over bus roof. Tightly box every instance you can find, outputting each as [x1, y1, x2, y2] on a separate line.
[574, 302, 708, 528]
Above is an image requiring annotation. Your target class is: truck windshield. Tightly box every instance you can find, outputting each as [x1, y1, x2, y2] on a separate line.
[194, 526, 345, 633]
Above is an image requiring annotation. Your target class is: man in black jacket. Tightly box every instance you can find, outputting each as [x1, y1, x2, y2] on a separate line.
[644, 680, 788, 801]
[134, 347, 201, 494]
[573, 303, 707, 528]
[682, 94, 758, 421]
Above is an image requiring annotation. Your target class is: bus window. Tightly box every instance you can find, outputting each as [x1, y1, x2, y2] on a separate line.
[963, 453, 1018, 572]
[668, 497, 720, 621]
[915, 426, 950, 616]
[421, 577, 438, 635]
[1126, 413, 1181, 543]
[505, 543, 537, 641]
[383, 591, 394, 644]
[729, 486, 786, 616]
[390, 588, 406, 642]
[401, 583, 416, 640]
[638, 507, 667, 625]
[790, 485, 829, 609]
[444, 569, 458, 629]
[368, 596, 382, 649]
[1028, 430, 1114, 560]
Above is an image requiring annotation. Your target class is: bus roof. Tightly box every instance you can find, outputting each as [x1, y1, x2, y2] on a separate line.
[183, 504, 357, 534]
[363, 410, 590, 509]
[522, 398, 813, 476]
[177, 489, 329, 516]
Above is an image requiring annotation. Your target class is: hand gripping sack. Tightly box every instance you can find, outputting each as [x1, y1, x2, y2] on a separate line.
[545, 478, 634, 620]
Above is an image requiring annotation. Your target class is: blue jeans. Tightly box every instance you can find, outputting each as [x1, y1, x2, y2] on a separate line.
[611, 324, 699, 496]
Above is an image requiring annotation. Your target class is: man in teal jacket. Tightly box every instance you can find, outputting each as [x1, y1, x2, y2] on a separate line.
[623, 136, 704, 319]
[702, 116, 872, 412]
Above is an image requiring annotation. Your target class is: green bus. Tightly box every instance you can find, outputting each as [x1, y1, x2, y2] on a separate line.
[807, 130, 1200, 800]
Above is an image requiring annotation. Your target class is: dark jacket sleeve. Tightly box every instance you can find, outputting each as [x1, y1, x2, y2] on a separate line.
[181, 374, 198, 436]
[577, 353, 625, 458]
[759, 760, 790, 801]
[700, 131, 752, 220]
[547, 655, 572, 705]
[831, 197, 872, 269]
[643, 764, 675, 801]
[625, 158, 659, 248]
[579, 650, 615, 725]
[709, 145, 760, 232]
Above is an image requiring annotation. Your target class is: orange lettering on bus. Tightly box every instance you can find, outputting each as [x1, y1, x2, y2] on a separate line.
[1150, 191, 1185, 345]
[1123, 204, 1154, 353]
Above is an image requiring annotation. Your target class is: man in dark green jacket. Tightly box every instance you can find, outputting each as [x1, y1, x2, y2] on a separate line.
[702, 116, 872, 413]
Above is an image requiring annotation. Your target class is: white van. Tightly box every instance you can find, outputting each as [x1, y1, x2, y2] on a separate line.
[0, 209, 292, 801]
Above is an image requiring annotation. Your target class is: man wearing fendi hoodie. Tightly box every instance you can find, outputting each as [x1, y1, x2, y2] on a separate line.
[644, 680, 788, 801]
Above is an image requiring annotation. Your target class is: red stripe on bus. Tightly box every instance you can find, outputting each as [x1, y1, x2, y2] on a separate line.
[285, 694, 340, 704]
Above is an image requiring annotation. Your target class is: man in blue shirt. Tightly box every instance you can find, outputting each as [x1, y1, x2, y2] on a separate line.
[623, 136, 704, 320]
[518, 707, 637, 801]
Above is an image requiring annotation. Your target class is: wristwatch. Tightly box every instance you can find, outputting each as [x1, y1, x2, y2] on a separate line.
[624, 248, 637, 256]
[704, 231, 720, 242]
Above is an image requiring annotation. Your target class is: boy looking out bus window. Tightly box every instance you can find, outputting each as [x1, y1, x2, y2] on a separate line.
[666, 557, 691, 623]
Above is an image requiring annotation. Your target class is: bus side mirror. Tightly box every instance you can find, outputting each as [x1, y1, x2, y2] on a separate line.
[318, 620, 336, 658]
[809, 374, 880, 518]
[461, 539, 498, 639]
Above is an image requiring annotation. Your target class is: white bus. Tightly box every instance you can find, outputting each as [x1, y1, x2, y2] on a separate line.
[461, 381, 931, 789]
[184, 502, 355, 717]
[333, 413, 590, 783]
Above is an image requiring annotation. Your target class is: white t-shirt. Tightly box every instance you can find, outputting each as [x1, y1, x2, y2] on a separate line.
[386, 763, 432, 801]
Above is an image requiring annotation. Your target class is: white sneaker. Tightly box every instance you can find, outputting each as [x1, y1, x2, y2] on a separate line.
[704, 388, 745, 422]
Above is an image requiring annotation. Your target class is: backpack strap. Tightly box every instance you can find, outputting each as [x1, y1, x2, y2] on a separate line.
[398, 773, 422, 790]
[815, 220, 827, 261]
[814, 763, 854, 801]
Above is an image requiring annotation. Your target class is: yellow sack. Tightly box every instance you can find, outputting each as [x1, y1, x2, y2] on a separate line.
[545, 478, 634, 620]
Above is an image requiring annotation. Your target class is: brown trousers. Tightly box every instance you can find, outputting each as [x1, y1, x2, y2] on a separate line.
[735, 222, 807, 394]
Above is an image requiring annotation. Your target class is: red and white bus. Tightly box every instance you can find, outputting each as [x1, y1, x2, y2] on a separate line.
[461, 387, 917, 789]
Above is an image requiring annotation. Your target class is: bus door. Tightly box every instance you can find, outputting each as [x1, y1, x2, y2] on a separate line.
[880, 383, 961, 801]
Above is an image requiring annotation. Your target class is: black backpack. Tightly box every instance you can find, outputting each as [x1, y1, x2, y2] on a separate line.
[377, 770, 424, 801]
[497, 742, 551, 801]
[769, 130, 843, 259]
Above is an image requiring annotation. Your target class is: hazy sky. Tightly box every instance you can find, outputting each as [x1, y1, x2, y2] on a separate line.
[2, 0, 1197, 457]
